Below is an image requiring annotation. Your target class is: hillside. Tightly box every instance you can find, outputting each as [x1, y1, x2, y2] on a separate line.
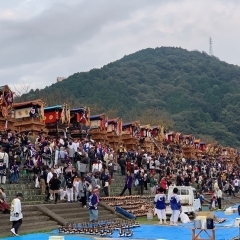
[19, 47, 240, 147]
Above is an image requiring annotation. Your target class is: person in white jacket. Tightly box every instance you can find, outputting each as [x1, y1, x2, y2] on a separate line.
[10, 193, 23, 236]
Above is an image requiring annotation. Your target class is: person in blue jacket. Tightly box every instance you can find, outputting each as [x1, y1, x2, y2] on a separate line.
[170, 187, 181, 226]
[154, 187, 167, 224]
[88, 188, 99, 222]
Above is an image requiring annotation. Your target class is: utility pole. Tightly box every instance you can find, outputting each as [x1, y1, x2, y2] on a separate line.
[209, 37, 213, 56]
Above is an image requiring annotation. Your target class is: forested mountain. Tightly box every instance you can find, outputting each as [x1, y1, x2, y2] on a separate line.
[19, 47, 240, 147]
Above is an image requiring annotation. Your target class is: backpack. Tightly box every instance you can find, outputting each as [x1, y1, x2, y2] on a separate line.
[0, 153, 5, 162]
[134, 178, 139, 186]
[67, 177, 73, 188]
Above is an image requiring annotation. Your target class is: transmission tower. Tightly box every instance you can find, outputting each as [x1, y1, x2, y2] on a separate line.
[209, 37, 213, 56]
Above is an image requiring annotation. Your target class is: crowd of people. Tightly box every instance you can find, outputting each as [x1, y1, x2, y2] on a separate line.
[0, 130, 120, 209]
[119, 146, 240, 201]
[0, 129, 240, 218]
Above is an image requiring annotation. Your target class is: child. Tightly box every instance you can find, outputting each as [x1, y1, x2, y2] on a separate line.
[210, 195, 217, 210]
[170, 187, 181, 226]
[154, 187, 167, 224]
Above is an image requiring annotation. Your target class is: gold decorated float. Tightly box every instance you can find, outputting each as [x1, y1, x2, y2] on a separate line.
[13, 99, 47, 134]
[89, 114, 108, 143]
[121, 121, 140, 150]
[107, 117, 123, 150]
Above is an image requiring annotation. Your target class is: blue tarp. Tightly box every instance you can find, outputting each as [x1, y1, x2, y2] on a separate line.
[1, 211, 239, 240]
[0, 224, 238, 240]
[0, 234, 90, 240]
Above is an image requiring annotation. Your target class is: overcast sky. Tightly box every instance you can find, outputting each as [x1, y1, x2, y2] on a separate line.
[1, 0, 240, 91]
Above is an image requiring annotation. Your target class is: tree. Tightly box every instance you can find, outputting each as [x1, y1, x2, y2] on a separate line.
[12, 81, 33, 99]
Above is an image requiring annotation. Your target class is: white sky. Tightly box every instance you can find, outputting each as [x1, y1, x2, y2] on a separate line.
[0, 0, 240, 90]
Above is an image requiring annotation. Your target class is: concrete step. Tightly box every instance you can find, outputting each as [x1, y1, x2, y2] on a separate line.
[1, 210, 42, 218]
[52, 207, 109, 214]
[110, 184, 126, 188]
[7, 194, 45, 202]
[0, 215, 50, 228]
[3, 182, 35, 190]
[0, 204, 57, 237]
[22, 201, 45, 205]
[0, 220, 57, 238]
[6, 189, 42, 196]
[44, 202, 106, 210]
[20, 220, 57, 233]
[19, 205, 38, 211]
[54, 210, 112, 219]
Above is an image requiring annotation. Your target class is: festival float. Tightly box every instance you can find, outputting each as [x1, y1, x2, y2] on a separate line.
[12, 99, 47, 134]
[89, 114, 108, 143]
[199, 142, 206, 152]
[149, 125, 163, 152]
[107, 117, 123, 150]
[152, 125, 167, 154]
[121, 121, 140, 150]
[181, 134, 195, 158]
[193, 139, 203, 159]
[139, 124, 154, 152]
[69, 107, 90, 138]
[44, 104, 71, 137]
[221, 147, 237, 163]
[166, 131, 176, 143]
[164, 131, 183, 156]
[0, 85, 15, 131]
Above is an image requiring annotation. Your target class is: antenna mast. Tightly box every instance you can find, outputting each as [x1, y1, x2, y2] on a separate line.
[209, 37, 213, 56]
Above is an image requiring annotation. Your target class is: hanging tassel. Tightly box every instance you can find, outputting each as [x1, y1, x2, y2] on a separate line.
[4, 120, 8, 130]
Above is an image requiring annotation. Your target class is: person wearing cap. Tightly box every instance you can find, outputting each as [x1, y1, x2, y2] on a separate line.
[10, 192, 23, 236]
[88, 188, 99, 222]
[154, 187, 167, 225]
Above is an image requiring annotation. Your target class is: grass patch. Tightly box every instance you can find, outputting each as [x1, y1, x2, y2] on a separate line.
[136, 216, 160, 224]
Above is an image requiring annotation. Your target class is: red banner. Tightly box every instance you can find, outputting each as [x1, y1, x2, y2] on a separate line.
[44, 111, 58, 124]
